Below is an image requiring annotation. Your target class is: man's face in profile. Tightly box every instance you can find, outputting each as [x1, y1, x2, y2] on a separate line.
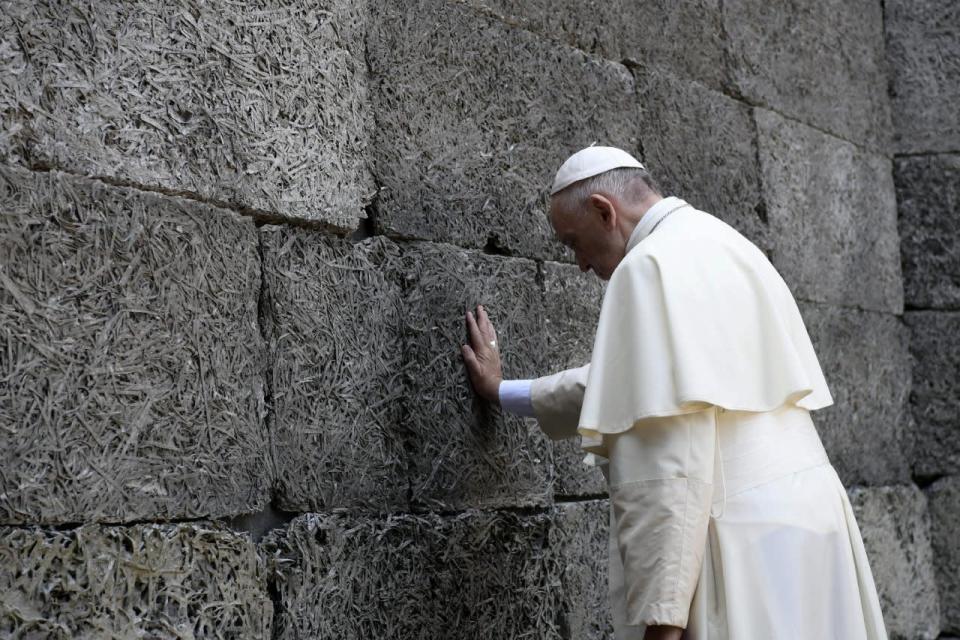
[549, 195, 624, 281]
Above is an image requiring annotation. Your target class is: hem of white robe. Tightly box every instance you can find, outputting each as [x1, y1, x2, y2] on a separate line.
[635, 604, 688, 629]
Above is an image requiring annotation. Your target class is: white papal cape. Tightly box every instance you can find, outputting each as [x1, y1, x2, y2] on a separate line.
[528, 198, 887, 639]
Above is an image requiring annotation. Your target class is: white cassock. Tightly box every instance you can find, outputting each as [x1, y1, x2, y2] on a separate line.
[501, 197, 888, 639]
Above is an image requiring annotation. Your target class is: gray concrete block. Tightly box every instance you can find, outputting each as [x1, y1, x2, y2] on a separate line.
[401, 243, 552, 509]
[266, 503, 611, 640]
[906, 312, 960, 477]
[928, 476, 960, 634]
[799, 302, 912, 486]
[368, 0, 639, 261]
[264, 512, 437, 640]
[723, 0, 891, 151]
[465, 0, 730, 91]
[261, 229, 408, 513]
[542, 261, 606, 497]
[0, 522, 272, 638]
[0, 167, 269, 525]
[550, 500, 613, 639]
[895, 154, 960, 309]
[542, 262, 604, 371]
[266, 510, 554, 639]
[0, 0, 372, 228]
[849, 485, 940, 640]
[885, 0, 960, 154]
[638, 71, 768, 250]
[757, 109, 903, 314]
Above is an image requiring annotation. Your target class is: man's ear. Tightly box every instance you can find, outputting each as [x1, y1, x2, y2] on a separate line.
[588, 193, 617, 230]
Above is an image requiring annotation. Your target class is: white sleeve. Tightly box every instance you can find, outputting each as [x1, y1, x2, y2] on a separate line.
[497, 379, 536, 417]
[605, 408, 716, 629]
[529, 364, 591, 440]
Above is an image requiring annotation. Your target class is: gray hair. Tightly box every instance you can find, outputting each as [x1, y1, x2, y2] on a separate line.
[551, 167, 660, 212]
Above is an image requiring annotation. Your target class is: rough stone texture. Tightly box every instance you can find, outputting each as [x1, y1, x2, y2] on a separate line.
[550, 500, 612, 639]
[799, 302, 911, 486]
[0, 167, 269, 525]
[638, 71, 768, 250]
[906, 312, 960, 477]
[849, 485, 940, 640]
[927, 476, 960, 634]
[266, 511, 555, 639]
[265, 502, 611, 639]
[465, 0, 730, 90]
[265, 512, 441, 640]
[757, 109, 903, 314]
[0, 0, 372, 228]
[401, 243, 552, 510]
[368, 0, 639, 261]
[895, 154, 960, 309]
[724, 0, 891, 151]
[261, 229, 407, 513]
[542, 262, 606, 497]
[0, 0, 948, 635]
[0, 522, 272, 639]
[885, 0, 960, 154]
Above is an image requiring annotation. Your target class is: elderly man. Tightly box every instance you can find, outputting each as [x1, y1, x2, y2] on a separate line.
[461, 147, 887, 640]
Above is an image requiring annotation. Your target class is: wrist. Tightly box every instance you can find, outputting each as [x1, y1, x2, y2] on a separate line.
[489, 377, 503, 404]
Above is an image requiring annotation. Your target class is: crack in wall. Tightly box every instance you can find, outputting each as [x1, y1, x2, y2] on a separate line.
[24, 161, 355, 235]
[0, 514, 214, 531]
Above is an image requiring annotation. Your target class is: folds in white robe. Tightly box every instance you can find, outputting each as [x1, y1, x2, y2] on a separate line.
[578, 200, 832, 452]
[525, 199, 886, 639]
[599, 403, 887, 639]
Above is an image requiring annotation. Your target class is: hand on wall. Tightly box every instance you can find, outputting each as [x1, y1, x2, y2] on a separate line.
[461, 305, 503, 404]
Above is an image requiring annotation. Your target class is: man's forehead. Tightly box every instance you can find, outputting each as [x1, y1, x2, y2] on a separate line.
[549, 194, 585, 223]
[548, 200, 583, 240]
[547, 198, 571, 230]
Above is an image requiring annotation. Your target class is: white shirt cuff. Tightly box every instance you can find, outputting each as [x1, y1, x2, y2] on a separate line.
[498, 379, 536, 417]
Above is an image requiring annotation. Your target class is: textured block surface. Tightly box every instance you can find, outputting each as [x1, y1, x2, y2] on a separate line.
[906, 312, 960, 477]
[265, 503, 611, 639]
[758, 110, 903, 314]
[0, 167, 269, 524]
[0, 522, 272, 639]
[542, 262, 606, 497]
[265, 512, 438, 640]
[849, 485, 940, 640]
[267, 510, 553, 639]
[542, 262, 603, 372]
[799, 303, 911, 486]
[466, 0, 730, 90]
[895, 154, 960, 309]
[402, 243, 552, 509]
[638, 71, 768, 249]
[262, 229, 407, 512]
[550, 500, 612, 639]
[885, 0, 960, 153]
[0, 0, 372, 227]
[724, 0, 891, 150]
[928, 476, 960, 634]
[368, 0, 639, 260]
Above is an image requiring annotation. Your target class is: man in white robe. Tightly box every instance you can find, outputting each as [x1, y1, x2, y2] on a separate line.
[461, 147, 888, 640]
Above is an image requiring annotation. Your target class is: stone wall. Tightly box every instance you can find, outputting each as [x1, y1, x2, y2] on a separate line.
[887, 0, 960, 637]
[0, 0, 955, 637]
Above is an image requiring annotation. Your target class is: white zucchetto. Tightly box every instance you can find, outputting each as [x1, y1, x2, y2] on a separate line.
[550, 146, 645, 195]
